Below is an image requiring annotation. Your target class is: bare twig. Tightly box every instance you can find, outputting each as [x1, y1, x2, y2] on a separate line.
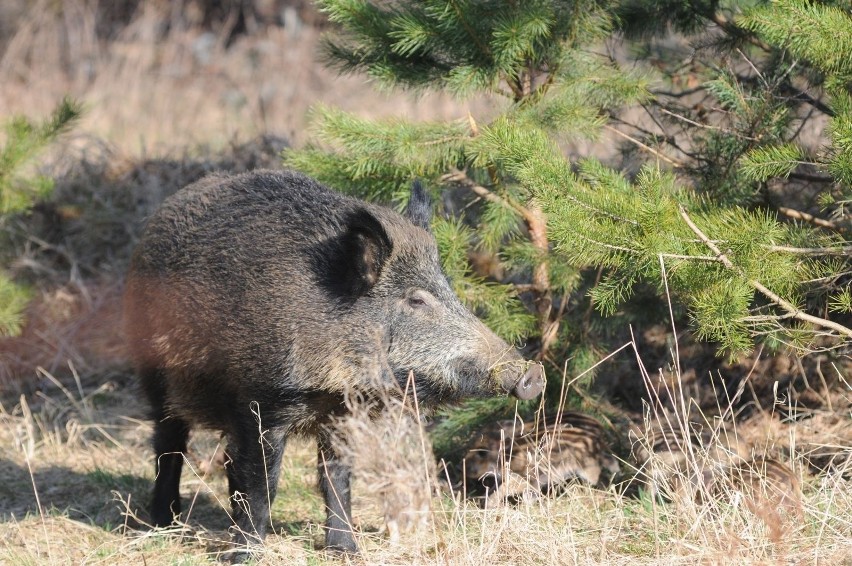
[602, 124, 684, 168]
[788, 172, 834, 183]
[660, 253, 724, 262]
[658, 107, 721, 131]
[679, 206, 852, 340]
[767, 245, 852, 256]
[778, 83, 835, 117]
[735, 47, 770, 88]
[657, 107, 761, 142]
[440, 170, 529, 220]
[611, 114, 704, 161]
[778, 207, 847, 232]
[651, 85, 708, 98]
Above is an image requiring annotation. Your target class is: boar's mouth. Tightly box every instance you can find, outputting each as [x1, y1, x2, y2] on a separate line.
[450, 359, 544, 401]
[391, 358, 544, 404]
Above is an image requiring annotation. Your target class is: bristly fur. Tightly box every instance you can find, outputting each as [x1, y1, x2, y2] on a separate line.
[405, 180, 431, 231]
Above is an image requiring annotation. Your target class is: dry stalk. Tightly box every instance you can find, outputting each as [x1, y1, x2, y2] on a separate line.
[331, 380, 436, 546]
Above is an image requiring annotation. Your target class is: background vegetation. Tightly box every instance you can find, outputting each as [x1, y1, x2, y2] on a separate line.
[0, 98, 81, 336]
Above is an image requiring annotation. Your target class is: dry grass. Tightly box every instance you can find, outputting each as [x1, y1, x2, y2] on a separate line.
[0, 0, 489, 154]
[1, 347, 850, 565]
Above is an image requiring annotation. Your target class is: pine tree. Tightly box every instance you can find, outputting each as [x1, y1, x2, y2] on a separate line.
[0, 98, 82, 336]
[285, 0, 852, 412]
[592, 0, 852, 354]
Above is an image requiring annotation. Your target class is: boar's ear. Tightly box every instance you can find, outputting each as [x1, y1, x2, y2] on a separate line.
[405, 180, 432, 231]
[336, 208, 393, 297]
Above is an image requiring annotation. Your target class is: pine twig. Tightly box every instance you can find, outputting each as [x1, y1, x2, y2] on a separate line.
[440, 168, 555, 358]
[767, 245, 852, 255]
[777, 207, 847, 232]
[679, 206, 852, 340]
[602, 124, 684, 168]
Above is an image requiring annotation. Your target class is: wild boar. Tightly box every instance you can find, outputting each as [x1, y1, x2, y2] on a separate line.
[123, 170, 543, 556]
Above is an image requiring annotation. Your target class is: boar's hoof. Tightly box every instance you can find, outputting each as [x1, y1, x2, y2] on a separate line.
[217, 547, 255, 564]
[512, 364, 544, 400]
[323, 533, 359, 556]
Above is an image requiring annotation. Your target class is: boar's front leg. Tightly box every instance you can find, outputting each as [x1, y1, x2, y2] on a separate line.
[317, 429, 357, 553]
[224, 418, 287, 554]
[151, 414, 190, 527]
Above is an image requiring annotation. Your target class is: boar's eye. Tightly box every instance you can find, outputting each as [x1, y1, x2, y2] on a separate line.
[407, 290, 431, 310]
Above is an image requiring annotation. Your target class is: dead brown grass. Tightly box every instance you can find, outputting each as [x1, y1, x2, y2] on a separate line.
[332, 384, 436, 546]
[1, 356, 850, 565]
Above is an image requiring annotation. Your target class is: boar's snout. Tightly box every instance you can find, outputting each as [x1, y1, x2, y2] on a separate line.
[494, 361, 544, 400]
[513, 363, 545, 400]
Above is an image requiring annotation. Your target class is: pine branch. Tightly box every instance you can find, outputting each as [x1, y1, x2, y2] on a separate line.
[440, 167, 554, 359]
[679, 206, 852, 341]
[0, 98, 82, 336]
[448, 0, 492, 60]
[303, 0, 852, 364]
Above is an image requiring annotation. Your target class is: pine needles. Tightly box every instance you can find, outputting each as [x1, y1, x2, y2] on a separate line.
[0, 98, 81, 336]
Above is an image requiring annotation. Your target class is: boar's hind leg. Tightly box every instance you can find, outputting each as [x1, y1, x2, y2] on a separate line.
[151, 415, 190, 527]
[317, 429, 357, 553]
[224, 423, 287, 548]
